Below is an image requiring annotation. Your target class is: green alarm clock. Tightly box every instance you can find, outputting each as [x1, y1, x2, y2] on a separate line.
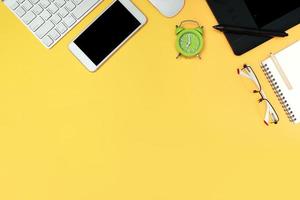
[176, 20, 204, 59]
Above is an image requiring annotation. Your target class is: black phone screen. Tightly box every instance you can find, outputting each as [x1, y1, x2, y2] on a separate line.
[74, 1, 141, 65]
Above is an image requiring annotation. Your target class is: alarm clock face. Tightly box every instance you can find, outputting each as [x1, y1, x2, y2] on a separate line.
[178, 30, 203, 57]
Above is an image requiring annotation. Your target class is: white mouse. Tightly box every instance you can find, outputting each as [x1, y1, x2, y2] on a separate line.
[148, 0, 185, 18]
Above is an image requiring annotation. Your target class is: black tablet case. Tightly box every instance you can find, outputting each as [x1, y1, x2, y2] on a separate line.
[206, 0, 300, 55]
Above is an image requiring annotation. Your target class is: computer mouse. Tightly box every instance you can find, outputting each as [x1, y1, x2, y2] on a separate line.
[148, 0, 185, 18]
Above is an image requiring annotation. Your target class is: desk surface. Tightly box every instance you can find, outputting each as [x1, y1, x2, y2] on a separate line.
[0, 1, 300, 199]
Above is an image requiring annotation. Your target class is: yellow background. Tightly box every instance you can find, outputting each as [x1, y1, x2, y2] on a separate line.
[1, 0, 300, 199]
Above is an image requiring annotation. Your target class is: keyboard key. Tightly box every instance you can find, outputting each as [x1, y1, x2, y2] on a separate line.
[55, 22, 67, 34]
[35, 20, 54, 38]
[72, 0, 99, 19]
[22, 11, 36, 24]
[63, 14, 76, 27]
[15, 7, 26, 17]
[54, 0, 65, 7]
[39, 0, 50, 8]
[29, 16, 44, 31]
[40, 10, 51, 20]
[17, 0, 25, 4]
[30, 0, 40, 4]
[10, 1, 20, 10]
[65, 1, 75, 12]
[48, 29, 60, 40]
[58, 7, 68, 17]
[47, 3, 58, 14]
[32, 5, 43, 14]
[42, 35, 53, 47]
[72, 0, 82, 5]
[22, 0, 33, 11]
[50, 14, 61, 24]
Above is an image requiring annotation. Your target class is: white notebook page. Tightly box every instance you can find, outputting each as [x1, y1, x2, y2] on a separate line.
[262, 41, 300, 124]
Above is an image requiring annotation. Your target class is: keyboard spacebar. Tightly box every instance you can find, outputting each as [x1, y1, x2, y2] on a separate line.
[72, 0, 102, 19]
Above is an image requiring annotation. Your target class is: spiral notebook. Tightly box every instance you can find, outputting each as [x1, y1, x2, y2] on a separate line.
[261, 41, 300, 124]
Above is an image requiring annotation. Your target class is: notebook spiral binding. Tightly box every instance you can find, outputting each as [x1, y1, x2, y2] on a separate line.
[261, 63, 296, 123]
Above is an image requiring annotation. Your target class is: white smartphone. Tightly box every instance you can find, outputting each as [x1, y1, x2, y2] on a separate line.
[69, 0, 147, 72]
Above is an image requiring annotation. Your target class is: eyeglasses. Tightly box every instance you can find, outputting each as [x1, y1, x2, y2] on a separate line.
[237, 64, 279, 125]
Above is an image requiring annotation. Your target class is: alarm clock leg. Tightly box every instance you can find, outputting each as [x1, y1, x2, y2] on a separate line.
[197, 54, 202, 59]
[176, 53, 181, 59]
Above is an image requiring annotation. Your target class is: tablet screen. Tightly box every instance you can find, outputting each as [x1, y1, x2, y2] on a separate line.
[74, 1, 141, 65]
[245, 0, 300, 27]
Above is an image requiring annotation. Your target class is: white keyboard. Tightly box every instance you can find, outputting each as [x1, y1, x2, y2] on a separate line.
[4, 0, 103, 48]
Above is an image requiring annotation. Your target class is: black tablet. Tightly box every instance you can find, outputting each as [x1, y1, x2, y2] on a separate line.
[207, 0, 300, 55]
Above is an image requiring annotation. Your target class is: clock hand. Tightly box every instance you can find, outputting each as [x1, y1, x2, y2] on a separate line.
[186, 34, 191, 48]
